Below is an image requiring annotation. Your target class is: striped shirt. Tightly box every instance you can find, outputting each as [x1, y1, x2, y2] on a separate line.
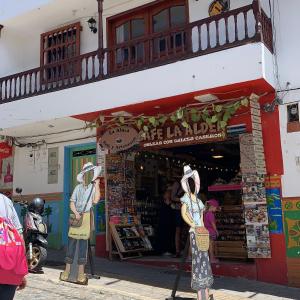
[0, 193, 23, 233]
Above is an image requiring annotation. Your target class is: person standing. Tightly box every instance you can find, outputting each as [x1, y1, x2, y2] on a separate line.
[157, 189, 174, 255]
[204, 199, 220, 263]
[0, 193, 28, 300]
[180, 166, 213, 300]
[60, 163, 101, 285]
[171, 178, 184, 257]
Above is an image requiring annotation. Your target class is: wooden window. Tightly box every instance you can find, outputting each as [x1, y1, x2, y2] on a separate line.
[108, 0, 188, 72]
[287, 103, 300, 133]
[40, 22, 81, 82]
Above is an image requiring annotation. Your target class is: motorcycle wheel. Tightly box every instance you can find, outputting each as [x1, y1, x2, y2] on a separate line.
[27, 246, 47, 271]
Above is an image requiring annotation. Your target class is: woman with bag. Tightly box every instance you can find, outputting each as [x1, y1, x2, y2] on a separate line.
[0, 193, 28, 300]
[180, 166, 213, 300]
[60, 163, 101, 285]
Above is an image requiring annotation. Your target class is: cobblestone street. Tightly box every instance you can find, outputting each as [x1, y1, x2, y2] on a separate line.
[14, 274, 133, 300]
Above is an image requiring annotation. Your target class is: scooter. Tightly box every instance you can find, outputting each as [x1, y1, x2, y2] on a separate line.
[15, 188, 48, 272]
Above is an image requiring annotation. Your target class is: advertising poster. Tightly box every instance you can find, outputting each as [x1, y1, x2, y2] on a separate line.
[266, 188, 283, 234]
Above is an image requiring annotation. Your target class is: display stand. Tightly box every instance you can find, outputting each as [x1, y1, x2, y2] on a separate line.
[87, 240, 101, 279]
[208, 184, 247, 260]
[109, 223, 152, 260]
[166, 235, 201, 300]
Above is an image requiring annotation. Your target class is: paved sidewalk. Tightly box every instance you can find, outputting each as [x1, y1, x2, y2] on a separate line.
[39, 249, 300, 300]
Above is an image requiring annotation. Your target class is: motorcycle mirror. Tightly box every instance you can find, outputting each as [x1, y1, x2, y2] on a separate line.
[15, 187, 23, 194]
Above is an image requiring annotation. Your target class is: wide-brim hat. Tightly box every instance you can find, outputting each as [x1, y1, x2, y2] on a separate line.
[181, 165, 200, 194]
[77, 162, 102, 183]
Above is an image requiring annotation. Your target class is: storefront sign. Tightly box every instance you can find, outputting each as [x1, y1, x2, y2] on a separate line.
[141, 122, 226, 149]
[99, 126, 139, 153]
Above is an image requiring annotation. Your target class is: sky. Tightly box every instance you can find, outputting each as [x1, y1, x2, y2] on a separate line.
[0, 0, 50, 22]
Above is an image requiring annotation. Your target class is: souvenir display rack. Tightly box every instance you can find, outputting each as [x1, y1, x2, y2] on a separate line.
[215, 205, 248, 259]
[208, 183, 248, 259]
[109, 222, 153, 260]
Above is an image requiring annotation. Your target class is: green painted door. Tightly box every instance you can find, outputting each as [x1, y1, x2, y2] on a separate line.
[70, 145, 97, 244]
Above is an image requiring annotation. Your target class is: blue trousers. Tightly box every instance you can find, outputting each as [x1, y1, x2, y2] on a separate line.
[65, 238, 88, 265]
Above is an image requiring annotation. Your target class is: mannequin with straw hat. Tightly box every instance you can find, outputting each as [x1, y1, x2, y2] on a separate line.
[60, 162, 101, 285]
[180, 165, 214, 300]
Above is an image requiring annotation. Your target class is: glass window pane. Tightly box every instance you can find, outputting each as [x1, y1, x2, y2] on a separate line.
[116, 22, 130, 44]
[171, 6, 186, 27]
[132, 19, 145, 39]
[153, 9, 169, 33]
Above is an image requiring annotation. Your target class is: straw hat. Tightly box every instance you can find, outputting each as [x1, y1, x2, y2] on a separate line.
[77, 162, 102, 183]
[180, 165, 200, 194]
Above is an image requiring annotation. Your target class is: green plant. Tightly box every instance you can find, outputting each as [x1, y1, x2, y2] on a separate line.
[86, 97, 252, 134]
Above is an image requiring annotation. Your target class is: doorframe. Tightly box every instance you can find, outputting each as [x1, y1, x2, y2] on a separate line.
[62, 142, 96, 245]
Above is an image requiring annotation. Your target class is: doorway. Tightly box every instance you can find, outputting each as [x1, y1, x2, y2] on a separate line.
[62, 143, 96, 245]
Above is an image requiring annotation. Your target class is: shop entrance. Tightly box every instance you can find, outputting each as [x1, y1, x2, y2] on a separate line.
[134, 138, 250, 262]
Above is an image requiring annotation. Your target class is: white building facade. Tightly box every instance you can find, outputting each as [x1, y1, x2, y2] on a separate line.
[0, 0, 299, 287]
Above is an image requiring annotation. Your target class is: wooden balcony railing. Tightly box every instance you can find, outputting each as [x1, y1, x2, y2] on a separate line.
[0, 1, 273, 104]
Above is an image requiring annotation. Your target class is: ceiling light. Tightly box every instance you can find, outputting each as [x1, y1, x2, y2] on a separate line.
[212, 155, 224, 159]
[194, 94, 219, 103]
[111, 111, 132, 117]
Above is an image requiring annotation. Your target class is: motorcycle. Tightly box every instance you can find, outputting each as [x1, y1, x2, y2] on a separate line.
[16, 188, 48, 272]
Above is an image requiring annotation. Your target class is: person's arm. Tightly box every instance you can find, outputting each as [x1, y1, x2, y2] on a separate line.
[70, 186, 81, 220]
[211, 216, 218, 236]
[8, 200, 23, 234]
[181, 203, 196, 228]
[92, 178, 101, 205]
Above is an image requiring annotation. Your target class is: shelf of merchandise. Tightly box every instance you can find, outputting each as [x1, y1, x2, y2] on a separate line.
[208, 184, 242, 192]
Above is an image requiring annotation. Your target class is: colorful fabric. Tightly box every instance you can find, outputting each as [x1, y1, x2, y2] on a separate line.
[190, 232, 214, 291]
[204, 211, 217, 238]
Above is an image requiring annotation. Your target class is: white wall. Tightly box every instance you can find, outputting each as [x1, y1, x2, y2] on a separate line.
[279, 101, 300, 198]
[271, 1, 300, 197]
[0, 43, 271, 131]
[273, 0, 300, 97]
[13, 135, 96, 195]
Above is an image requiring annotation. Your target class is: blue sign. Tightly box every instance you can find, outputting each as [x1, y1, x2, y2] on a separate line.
[266, 188, 283, 234]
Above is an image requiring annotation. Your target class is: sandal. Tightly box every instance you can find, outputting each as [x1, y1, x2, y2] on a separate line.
[77, 273, 88, 285]
[59, 271, 70, 282]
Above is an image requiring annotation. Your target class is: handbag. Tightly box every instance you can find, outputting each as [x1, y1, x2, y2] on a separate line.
[188, 195, 210, 252]
[0, 199, 28, 285]
[68, 212, 91, 240]
[69, 183, 94, 228]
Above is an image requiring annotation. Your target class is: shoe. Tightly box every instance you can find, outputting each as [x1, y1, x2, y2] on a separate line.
[60, 271, 70, 281]
[162, 252, 172, 257]
[77, 273, 88, 285]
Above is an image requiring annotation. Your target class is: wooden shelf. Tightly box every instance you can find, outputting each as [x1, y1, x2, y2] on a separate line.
[120, 236, 141, 239]
[208, 184, 242, 192]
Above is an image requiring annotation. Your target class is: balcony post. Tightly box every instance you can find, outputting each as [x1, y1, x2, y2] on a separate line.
[252, 0, 263, 43]
[97, 0, 104, 77]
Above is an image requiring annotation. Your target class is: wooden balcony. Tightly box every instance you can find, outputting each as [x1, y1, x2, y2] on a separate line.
[0, 1, 273, 104]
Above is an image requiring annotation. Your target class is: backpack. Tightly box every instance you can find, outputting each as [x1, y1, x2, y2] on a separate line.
[0, 216, 28, 284]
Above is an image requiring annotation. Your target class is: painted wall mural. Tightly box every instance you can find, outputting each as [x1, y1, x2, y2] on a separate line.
[283, 198, 300, 258]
